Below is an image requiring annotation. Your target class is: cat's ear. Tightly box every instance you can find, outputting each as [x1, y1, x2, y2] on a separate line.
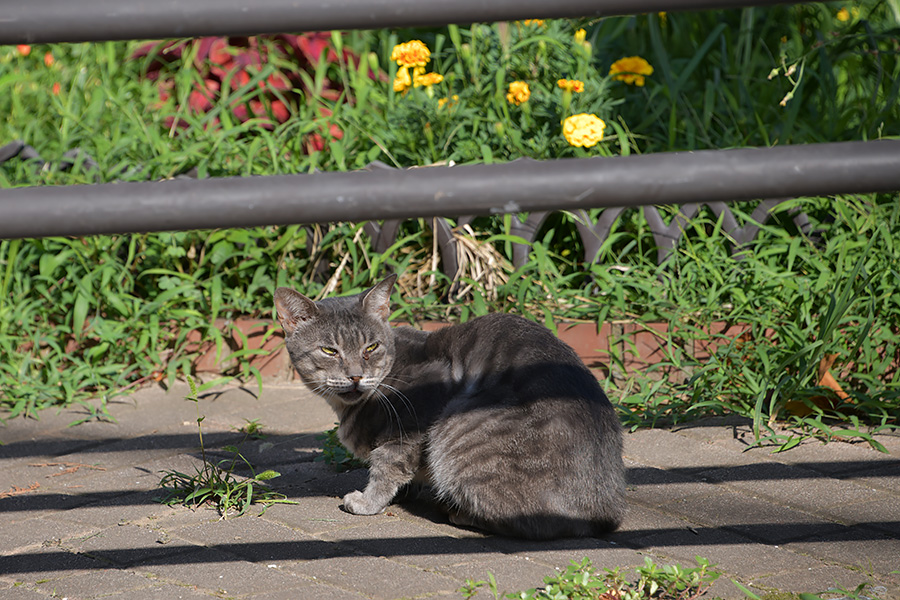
[361, 274, 397, 321]
[274, 287, 319, 334]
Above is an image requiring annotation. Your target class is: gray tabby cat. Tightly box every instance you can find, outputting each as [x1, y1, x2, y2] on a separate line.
[274, 274, 625, 539]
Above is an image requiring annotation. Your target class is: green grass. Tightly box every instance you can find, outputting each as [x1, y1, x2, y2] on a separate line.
[1, 9, 899, 448]
[154, 376, 297, 517]
[461, 557, 722, 600]
[461, 556, 894, 600]
[317, 425, 368, 472]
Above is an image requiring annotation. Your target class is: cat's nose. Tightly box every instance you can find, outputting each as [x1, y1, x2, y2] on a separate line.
[348, 375, 362, 387]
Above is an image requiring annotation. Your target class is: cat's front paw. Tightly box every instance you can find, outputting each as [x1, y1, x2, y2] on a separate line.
[343, 490, 385, 515]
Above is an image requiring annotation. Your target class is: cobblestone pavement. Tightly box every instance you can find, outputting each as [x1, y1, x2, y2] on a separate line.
[2, 381, 898, 599]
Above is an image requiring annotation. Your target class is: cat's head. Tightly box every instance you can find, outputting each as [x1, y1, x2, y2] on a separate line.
[273, 275, 397, 410]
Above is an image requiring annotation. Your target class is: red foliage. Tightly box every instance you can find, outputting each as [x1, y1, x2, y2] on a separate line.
[132, 33, 359, 149]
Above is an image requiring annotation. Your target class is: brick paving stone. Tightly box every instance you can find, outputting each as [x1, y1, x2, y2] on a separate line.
[484, 535, 647, 571]
[171, 515, 346, 563]
[49, 490, 175, 528]
[750, 564, 899, 598]
[33, 568, 156, 599]
[217, 391, 339, 436]
[608, 503, 694, 546]
[669, 416, 754, 445]
[626, 461, 723, 506]
[0, 434, 104, 465]
[0, 489, 94, 524]
[61, 523, 199, 567]
[629, 517, 752, 556]
[0, 581, 52, 600]
[48, 437, 190, 475]
[386, 496, 492, 540]
[784, 526, 900, 575]
[244, 584, 370, 600]
[623, 428, 755, 474]
[3, 382, 898, 600]
[438, 554, 564, 596]
[0, 547, 108, 583]
[822, 495, 900, 532]
[221, 432, 323, 468]
[139, 504, 223, 531]
[696, 461, 885, 511]
[285, 554, 459, 599]
[320, 517, 497, 570]
[261, 494, 380, 536]
[0, 515, 96, 556]
[280, 461, 370, 498]
[656, 490, 842, 544]
[103, 583, 219, 599]
[761, 440, 900, 476]
[644, 531, 821, 580]
[133, 548, 312, 596]
[847, 460, 900, 494]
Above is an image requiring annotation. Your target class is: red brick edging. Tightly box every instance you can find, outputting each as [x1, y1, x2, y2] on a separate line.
[189, 318, 754, 383]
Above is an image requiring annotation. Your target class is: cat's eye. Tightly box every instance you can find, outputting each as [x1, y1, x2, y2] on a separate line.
[320, 346, 338, 357]
[363, 342, 379, 359]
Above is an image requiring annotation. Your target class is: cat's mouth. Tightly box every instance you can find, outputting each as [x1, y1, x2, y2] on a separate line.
[335, 387, 367, 404]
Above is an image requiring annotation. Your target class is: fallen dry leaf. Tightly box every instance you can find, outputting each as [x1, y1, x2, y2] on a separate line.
[0, 482, 40, 498]
[785, 353, 851, 417]
[29, 462, 107, 477]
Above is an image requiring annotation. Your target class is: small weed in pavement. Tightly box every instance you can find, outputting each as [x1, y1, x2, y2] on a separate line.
[461, 556, 721, 600]
[234, 418, 267, 440]
[155, 376, 297, 518]
[317, 425, 367, 472]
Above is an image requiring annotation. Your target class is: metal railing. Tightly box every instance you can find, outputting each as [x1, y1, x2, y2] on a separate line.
[1, 141, 898, 241]
[1, 1, 899, 242]
[5, 0, 801, 45]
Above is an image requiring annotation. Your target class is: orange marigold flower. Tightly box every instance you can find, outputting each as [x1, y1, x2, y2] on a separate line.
[523, 19, 545, 27]
[563, 113, 606, 148]
[393, 66, 412, 92]
[44, 52, 54, 67]
[52, 82, 61, 95]
[17, 44, 31, 56]
[391, 40, 431, 68]
[836, 7, 850, 21]
[557, 78, 585, 93]
[609, 56, 654, 86]
[506, 81, 531, 106]
[414, 71, 443, 88]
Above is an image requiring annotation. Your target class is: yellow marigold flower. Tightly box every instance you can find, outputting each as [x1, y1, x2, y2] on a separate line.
[523, 19, 545, 26]
[574, 29, 587, 44]
[836, 7, 850, 21]
[391, 40, 431, 68]
[437, 94, 459, 109]
[506, 81, 531, 105]
[609, 56, 654, 86]
[557, 78, 585, 93]
[393, 66, 411, 92]
[563, 113, 606, 148]
[414, 71, 444, 88]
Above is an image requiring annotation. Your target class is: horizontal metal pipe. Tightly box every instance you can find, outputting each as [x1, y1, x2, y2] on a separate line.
[1, 141, 898, 240]
[5, 0, 801, 45]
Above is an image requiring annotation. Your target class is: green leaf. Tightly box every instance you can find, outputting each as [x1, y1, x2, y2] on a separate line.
[72, 293, 90, 339]
[731, 580, 762, 599]
[255, 470, 280, 481]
